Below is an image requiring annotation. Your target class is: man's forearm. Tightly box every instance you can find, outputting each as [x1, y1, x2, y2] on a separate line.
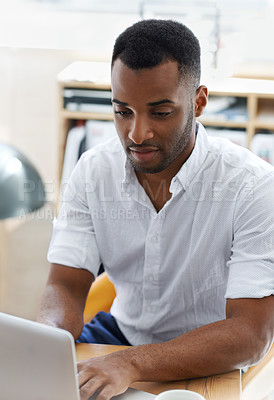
[37, 283, 84, 339]
[78, 315, 263, 400]
[78, 296, 274, 400]
[37, 264, 93, 340]
[111, 315, 271, 382]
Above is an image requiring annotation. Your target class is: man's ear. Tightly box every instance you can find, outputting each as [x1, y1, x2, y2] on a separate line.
[194, 85, 208, 118]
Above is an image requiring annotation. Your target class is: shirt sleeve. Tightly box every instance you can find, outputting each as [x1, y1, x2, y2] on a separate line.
[225, 171, 274, 299]
[47, 154, 101, 278]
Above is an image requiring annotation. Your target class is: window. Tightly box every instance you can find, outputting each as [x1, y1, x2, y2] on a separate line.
[2, 0, 273, 78]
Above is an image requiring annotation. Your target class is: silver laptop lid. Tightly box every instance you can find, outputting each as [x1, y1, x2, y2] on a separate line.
[0, 312, 80, 400]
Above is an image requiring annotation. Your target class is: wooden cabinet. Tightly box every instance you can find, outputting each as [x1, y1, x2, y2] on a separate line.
[199, 77, 274, 147]
[58, 62, 274, 186]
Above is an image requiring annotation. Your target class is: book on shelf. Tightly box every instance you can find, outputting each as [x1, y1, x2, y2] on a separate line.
[63, 88, 112, 113]
[61, 121, 116, 185]
[206, 127, 247, 147]
[250, 133, 274, 165]
[202, 96, 248, 123]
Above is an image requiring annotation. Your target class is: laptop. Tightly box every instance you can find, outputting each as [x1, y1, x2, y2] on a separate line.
[0, 312, 156, 400]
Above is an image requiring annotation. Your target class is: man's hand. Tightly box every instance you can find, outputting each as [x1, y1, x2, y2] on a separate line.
[77, 352, 139, 400]
[78, 296, 274, 400]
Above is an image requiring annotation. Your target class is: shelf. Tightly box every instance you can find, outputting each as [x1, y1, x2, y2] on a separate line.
[198, 118, 248, 129]
[205, 77, 274, 96]
[57, 62, 274, 188]
[254, 121, 274, 130]
[255, 98, 274, 128]
[57, 61, 111, 89]
[60, 110, 113, 121]
[59, 81, 111, 91]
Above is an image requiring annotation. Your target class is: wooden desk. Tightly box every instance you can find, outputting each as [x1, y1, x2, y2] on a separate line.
[76, 344, 241, 400]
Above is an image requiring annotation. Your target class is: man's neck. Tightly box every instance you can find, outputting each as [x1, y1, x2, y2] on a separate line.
[135, 128, 197, 212]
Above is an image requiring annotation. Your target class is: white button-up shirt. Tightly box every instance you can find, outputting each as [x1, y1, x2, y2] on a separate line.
[48, 123, 274, 345]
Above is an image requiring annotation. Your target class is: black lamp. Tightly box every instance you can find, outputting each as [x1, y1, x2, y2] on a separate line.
[0, 143, 46, 219]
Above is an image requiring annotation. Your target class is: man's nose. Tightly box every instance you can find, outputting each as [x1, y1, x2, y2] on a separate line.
[128, 116, 154, 144]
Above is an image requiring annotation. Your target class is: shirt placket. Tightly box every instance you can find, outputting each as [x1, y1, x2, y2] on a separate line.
[125, 173, 169, 329]
[137, 211, 165, 329]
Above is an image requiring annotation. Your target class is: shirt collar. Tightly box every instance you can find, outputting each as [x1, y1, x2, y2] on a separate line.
[122, 157, 134, 190]
[122, 121, 209, 193]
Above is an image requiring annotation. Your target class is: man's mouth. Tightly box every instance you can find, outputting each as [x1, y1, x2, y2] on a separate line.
[129, 147, 159, 162]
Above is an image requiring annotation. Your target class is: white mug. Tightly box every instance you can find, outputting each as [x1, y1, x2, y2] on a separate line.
[155, 389, 206, 400]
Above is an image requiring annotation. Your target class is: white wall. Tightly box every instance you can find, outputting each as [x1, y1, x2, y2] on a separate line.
[0, 10, 138, 318]
[0, 8, 138, 195]
[0, 47, 93, 189]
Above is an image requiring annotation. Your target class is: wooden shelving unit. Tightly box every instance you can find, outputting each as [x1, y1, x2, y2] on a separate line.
[58, 62, 274, 186]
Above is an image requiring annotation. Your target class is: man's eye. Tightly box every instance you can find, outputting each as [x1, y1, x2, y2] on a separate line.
[152, 111, 172, 117]
[114, 111, 132, 116]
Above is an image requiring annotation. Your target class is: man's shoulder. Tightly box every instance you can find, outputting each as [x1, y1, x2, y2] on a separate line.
[207, 133, 274, 182]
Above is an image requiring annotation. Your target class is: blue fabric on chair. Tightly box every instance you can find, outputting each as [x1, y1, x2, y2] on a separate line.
[76, 311, 132, 345]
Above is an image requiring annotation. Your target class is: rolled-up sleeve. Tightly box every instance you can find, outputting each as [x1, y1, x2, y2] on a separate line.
[47, 155, 101, 277]
[225, 172, 274, 299]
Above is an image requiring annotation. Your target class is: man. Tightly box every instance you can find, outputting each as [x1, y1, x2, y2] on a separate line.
[38, 20, 274, 400]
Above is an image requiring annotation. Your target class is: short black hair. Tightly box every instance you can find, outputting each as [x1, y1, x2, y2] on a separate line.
[111, 19, 201, 89]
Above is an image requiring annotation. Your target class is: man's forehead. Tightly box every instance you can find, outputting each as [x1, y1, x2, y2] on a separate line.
[112, 98, 176, 107]
[111, 58, 185, 102]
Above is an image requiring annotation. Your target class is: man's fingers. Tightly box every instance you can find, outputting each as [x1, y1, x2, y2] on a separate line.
[79, 378, 102, 400]
[77, 360, 102, 387]
[78, 368, 93, 387]
[96, 384, 123, 400]
[76, 354, 133, 400]
[77, 360, 86, 373]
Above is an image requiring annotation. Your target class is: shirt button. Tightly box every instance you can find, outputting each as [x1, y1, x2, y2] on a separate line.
[151, 235, 159, 243]
[147, 274, 154, 282]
